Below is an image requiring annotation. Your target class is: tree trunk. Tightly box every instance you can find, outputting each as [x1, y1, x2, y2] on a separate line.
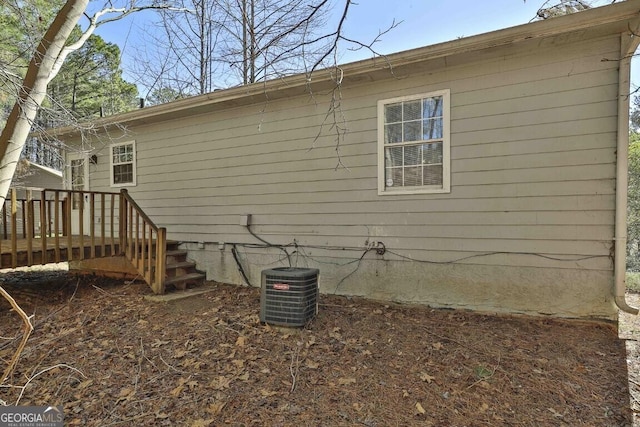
[249, 0, 255, 83]
[199, 0, 207, 94]
[242, 0, 248, 85]
[0, 0, 89, 205]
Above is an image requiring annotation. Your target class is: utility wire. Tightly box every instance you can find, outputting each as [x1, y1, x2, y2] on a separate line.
[246, 224, 292, 267]
[384, 249, 608, 265]
[203, 236, 608, 292]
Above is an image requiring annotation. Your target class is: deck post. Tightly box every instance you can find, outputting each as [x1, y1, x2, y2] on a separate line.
[61, 197, 68, 237]
[134, 212, 140, 267]
[110, 194, 115, 254]
[155, 227, 167, 294]
[20, 200, 26, 238]
[47, 199, 53, 237]
[10, 189, 17, 268]
[2, 199, 7, 239]
[146, 224, 152, 283]
[78, 192, 84, 260]
[100, 193, 105, 256]
[54, 192, 60, 262]
[141, 221, 147, 280]
[128, 203, 133, 258]
[66, 192, 72, 260]
[26, 190, 33, 265]
[90, 193, 95, 258]
[40, 190, 47, 263]
[119, 190, 126, 255]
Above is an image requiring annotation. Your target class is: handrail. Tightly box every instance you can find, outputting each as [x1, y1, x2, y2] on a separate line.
[120, 189, 167, 294]
[0, 187, 167, 295]
[120, 189, 158, 229]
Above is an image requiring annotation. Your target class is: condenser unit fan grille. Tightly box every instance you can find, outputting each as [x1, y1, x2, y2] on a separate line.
[260, 267, 319, 327]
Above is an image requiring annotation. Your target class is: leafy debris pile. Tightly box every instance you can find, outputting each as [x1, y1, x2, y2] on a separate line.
[0, 270, 633, 426]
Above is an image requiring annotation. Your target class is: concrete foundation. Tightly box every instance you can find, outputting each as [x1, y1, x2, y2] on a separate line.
[181, 243, 617, 321]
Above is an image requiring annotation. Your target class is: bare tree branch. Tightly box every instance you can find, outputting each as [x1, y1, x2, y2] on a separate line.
[50, 3, 194, 83]
[0, 286, 34, 386]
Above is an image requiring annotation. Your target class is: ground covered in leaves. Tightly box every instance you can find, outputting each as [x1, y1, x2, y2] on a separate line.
[0, 268, 637, 426]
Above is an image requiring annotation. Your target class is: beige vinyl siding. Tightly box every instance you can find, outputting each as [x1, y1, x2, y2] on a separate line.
[83, 31, 618, 286]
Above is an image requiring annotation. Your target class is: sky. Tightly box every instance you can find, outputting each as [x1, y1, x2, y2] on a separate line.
[91, 0, 633, 95]
[334, 0, 547, 61]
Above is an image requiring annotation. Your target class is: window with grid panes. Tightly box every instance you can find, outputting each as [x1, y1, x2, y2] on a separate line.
[110, 141, 136, 186]
[378, 90, 450, 194]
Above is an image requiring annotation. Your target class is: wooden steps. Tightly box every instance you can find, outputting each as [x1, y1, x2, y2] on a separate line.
[163, 241, 205, 291]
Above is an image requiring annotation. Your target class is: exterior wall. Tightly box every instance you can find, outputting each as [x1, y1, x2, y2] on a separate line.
[75, 31, 621, 319]
[6, 163, 63, 237]
[15, 170, 62, 190]
[12, 162, 63, 196]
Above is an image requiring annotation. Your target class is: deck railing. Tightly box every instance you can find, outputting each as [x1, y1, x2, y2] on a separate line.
[120, 189, 166, 294]
[0, 188, 167, 294]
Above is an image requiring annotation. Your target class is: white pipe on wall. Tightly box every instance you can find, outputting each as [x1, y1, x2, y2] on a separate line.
[615, 33, 639, 315]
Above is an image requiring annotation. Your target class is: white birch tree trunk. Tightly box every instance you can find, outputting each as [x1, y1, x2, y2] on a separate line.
[0, 0, 89, 205]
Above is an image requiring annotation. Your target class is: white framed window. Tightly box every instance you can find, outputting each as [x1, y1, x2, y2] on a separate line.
[110, 141, 137, 187]
[377, 90, 450, 195]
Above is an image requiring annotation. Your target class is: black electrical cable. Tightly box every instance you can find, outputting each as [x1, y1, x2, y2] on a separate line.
[216, 239, 607, 266]
[384, 249, 608, 264]
[332, 248, 375, 294]
[231, 244, 252, 286]
[246, 224, 292, 267]
[195, 238, 607, 292]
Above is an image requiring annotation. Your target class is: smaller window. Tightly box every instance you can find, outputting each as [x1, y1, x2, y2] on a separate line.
[110, 141, 137, 187]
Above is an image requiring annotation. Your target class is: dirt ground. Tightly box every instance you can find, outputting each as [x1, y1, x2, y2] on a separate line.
[0, 268, 639, 426]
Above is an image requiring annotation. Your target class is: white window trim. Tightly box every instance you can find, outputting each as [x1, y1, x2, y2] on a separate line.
[109, 140, 137, 187]
[377, 89, 451, 195]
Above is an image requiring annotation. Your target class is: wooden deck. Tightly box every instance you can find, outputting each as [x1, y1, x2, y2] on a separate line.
[0, 188, 205, 293]
[0, 236, 120, 269]
[0, 188, 170, 293]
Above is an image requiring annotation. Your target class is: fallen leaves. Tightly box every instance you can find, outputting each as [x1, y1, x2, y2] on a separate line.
[174, 347, 188, 358]
[155, 411, 170, 420]
[115, 387, 135, 404]
[419, 372, 436, 384]
[76, 379, 93, 389]
[190, 418, 214, 427]
[170, 383, 185, 397]
[207, 401, 227, 416]
[474, 366, 493, 380]
[0, 275, 631, 427]
[305, 359, 319, 369]
[329, 327, 342, 341]
[151, 339, 170, 348]
[210, 376, 232, 391]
